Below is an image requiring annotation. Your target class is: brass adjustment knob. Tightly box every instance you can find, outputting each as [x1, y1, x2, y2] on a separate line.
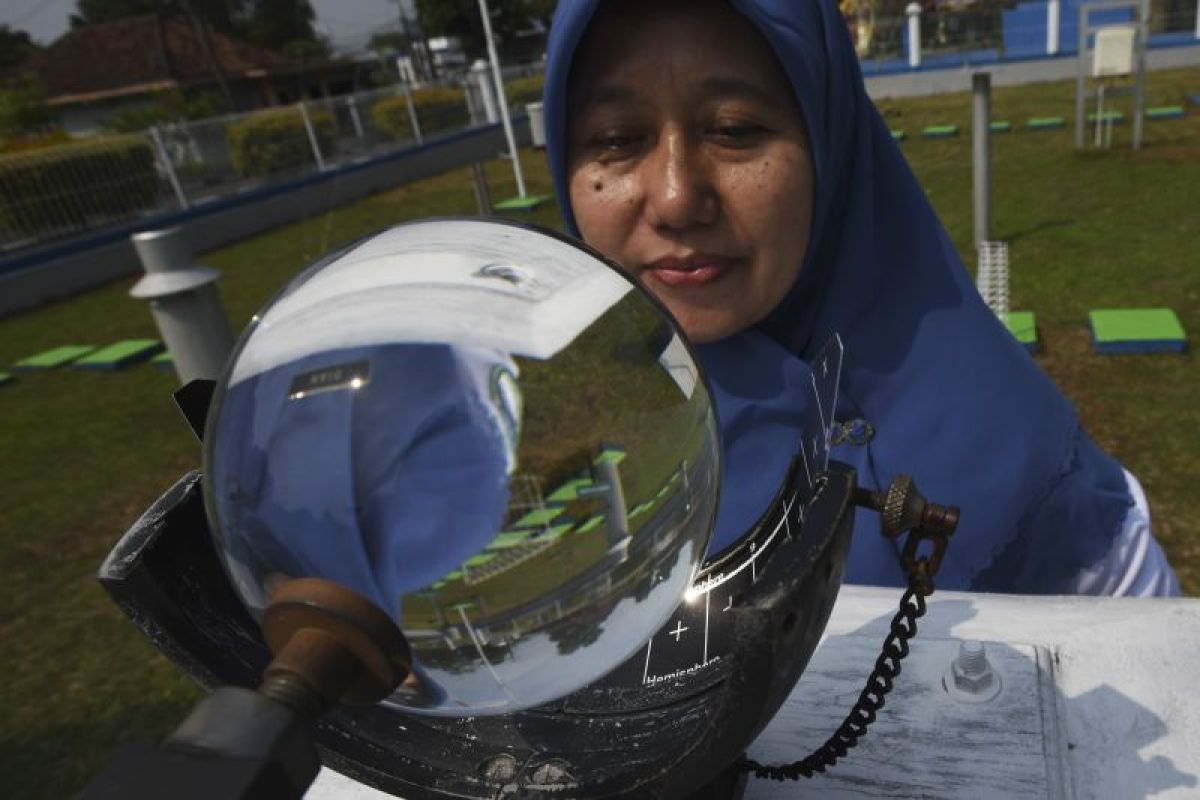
[853, 475, 959, 540]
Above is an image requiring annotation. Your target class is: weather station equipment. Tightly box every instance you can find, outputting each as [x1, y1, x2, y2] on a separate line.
[80, 219, 1200, 799]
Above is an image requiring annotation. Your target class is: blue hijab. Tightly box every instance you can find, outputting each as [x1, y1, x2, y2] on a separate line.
[543, 0, 1132, 592]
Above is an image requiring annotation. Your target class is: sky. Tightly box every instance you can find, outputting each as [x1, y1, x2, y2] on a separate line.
[0, 0, 417, 54]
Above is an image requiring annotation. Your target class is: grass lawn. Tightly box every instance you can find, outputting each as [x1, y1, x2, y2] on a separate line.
[2, 67, 1198, 797]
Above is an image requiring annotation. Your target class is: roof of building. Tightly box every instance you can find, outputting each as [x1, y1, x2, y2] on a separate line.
[27, 14, 300, 105]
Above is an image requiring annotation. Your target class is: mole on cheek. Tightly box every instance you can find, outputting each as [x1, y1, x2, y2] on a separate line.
[592, 180, 604, 192]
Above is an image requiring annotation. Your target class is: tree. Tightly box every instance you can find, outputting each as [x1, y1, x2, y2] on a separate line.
[525, 0, 556, 29]
[0, 25, 40, 70]
[242, 0, 326, 52]
[413, 0, 540, 61]
[367, 30, 415, 58]
[70, 0, 249, 34]
[69, 0, 329, 54]
[0, 75, 52, 140]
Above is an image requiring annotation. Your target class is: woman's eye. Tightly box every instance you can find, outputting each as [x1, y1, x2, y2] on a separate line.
[708, 123, 766, 145]
[592, 133, 642, 152]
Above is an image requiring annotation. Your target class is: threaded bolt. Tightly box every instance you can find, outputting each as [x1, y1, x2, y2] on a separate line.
[956, 640, 988, 675]
[942, 639, 1002, 702]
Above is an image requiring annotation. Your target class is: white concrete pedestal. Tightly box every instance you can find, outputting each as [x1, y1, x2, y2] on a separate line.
[308, 586, 1200, 798]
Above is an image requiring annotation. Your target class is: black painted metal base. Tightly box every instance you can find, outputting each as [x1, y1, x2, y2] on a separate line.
[98, 467, 854, 799]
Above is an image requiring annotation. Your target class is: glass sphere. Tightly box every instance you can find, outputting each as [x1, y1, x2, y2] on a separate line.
[203, 218, 719, 716]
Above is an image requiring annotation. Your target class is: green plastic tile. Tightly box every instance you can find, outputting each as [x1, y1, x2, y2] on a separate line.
[1027, 116, 1065, 130]
[511, 504, 566, 529]
[150, 351, 175, 372]
[1089, 308, 1185, 342]
[1147, 105, 1185, 120]
[442, 570, 462, 582]
[890, 129, 906, 141]
[922, 124, 959, 138]
[494, 194, 551, 211]
[489, 531, 538, 549]
[990, 120, 1012, 133]
[546, 477, 592, 502]
[629, 501, 655, 518]
[575, 515, 605, 534]
[489, 523, 570, 548]
[463, 553, 497, 568]
[13, 344, 96, 370]
[1087, 111, 1125, 123]
[1004, 311, 1038, 346]
[593, 445, 626, 466]
[539, 522, 574, 540]
[73, 339, 164, 371]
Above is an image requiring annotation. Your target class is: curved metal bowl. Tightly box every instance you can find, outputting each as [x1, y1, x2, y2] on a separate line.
[98, 460, 854, 798]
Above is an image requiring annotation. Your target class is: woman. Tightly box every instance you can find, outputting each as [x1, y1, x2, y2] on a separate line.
[542, 0, 1179, 595]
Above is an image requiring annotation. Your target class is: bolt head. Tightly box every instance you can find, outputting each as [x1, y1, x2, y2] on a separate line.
[530, 759, 573, 786]
[951, 660, 996, 693]
[480, 754, 517, 782]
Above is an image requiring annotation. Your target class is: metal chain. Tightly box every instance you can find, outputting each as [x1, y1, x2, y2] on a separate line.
[738, 570, 931, 781]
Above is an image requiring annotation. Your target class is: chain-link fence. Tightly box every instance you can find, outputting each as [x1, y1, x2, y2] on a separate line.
[0, 135, 176, 253]
[3, 3, 1197, 255]
[0, 75, 538, 255]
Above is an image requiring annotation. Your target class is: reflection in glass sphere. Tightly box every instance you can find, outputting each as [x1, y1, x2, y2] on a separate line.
[203, 218, 720, 716]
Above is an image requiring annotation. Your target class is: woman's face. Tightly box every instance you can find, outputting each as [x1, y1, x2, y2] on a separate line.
[567, 0, 814, 343]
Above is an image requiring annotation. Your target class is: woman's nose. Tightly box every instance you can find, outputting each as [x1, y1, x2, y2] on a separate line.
[641, 130, 718, 230]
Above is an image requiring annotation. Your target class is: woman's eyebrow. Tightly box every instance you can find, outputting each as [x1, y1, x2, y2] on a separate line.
[573, 76, 781, 112]
[697, 76, 780, 106]
[574, 83, 638, 111]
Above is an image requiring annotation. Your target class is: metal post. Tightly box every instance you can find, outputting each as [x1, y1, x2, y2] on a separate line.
[1132, 0, 1148, 150]
[1196, 0, 1200, 39]
[477, 0, 528, 198]
[470, 60, 500, 123]
[149, 126, 189, 210]
[129, 227, 234, 384]
[597, 458, 631, 548]
[972, 73, 991, 248]
[403, 85, 423, 144]
[347, 96, 364, 139]
[471, 163, 493, 215]
[1075, 2, 1087, 149]
[297, 101, 325, 171]
[527, 101, 546, 149]
[906, 3, 922, 69]
[1047, 0, 1061, 55]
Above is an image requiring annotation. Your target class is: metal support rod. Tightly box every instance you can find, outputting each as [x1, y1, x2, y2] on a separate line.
[1047, 0, 1061, 55]
[129, 227, 234, 384]
[403, 85, 423, 144]
[471, 163, 493, 215]
[596, 458, 631, 547]
[1132, 0, 1148, 150]
[298, 102, 325, 171]
[906, 3, 922, 69]
[1075, 2, 1087, 149]
[972, 73, 991, 248]
[477, 0, 527, 198]
[347, 96, 364, 139]
[149, 126, 189, 210]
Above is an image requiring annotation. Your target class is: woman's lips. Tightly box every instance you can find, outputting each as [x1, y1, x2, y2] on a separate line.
[644, 255, 736, 287]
